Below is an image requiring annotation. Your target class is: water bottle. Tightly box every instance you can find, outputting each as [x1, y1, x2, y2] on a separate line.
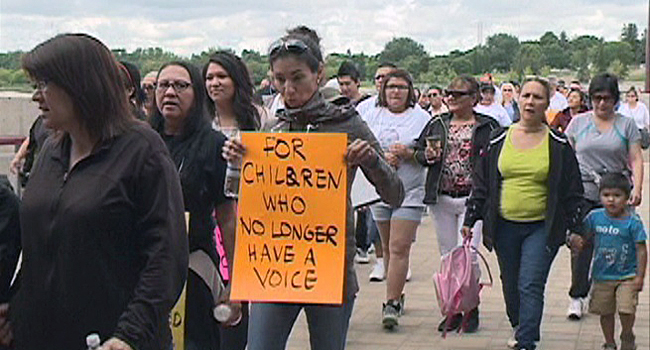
[86, 333, 101, 350]
[224, 164, 240, 199]
[223, 129, 241, 199]
[213, 303, 242, 325]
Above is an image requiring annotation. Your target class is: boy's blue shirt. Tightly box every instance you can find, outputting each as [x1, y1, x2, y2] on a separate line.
[584, 208, 647, 281]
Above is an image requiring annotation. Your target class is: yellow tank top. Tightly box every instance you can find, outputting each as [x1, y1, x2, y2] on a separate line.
[498, 127, 550, 221]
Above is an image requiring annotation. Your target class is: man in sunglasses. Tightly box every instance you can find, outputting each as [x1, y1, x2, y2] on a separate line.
[427, 87, 448, 117]
[473, 83, 511, 127]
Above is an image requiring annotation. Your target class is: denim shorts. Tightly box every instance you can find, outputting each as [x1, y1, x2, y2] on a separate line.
[370, 203, 424, 222]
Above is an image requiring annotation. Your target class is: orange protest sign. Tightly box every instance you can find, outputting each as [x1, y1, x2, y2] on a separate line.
[231, 133, 348, 304]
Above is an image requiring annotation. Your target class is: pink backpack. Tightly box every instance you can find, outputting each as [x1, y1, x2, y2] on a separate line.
[433, 237, 493, 337]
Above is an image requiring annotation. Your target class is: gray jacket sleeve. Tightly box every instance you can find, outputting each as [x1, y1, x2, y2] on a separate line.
[350, 117, 405, 208]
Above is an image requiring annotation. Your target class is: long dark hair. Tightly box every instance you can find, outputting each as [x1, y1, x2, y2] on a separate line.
[378, 69, 417, 109]
[22, 33, 134, 141]
[149, 61, 210, 140]
[203, 51, 260, 131]
[119, 61, 145, 113]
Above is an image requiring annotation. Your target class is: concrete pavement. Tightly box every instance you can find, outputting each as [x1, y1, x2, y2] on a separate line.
[285, 164, 650, 350]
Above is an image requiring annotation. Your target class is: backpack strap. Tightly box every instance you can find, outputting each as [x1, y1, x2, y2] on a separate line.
[463, 237, 493, 288]
[189, 250, 225, 308]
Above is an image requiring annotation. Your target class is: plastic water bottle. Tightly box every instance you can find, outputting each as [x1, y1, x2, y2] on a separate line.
[223, 129, 241, 199]
[86, 333, 101, 350]
[213, 303, 242, 325]
[224, 164, 240, 199]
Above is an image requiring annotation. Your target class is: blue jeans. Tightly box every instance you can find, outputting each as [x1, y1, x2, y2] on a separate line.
[494, 219, 558, 350]
[247, 297, 355, 350]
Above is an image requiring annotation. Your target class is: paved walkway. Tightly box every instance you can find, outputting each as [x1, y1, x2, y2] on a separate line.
[286, 164, 650, 350]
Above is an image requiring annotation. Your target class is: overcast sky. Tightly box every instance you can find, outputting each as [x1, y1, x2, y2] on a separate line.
[0, 0, 646, 57]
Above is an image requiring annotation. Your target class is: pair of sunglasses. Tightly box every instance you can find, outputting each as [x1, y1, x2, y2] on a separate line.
[444, 90, 474, 98]
[268, 38, 310, 57]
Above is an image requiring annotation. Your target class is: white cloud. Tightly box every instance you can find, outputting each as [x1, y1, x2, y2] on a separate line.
[0, 0, 646, 57]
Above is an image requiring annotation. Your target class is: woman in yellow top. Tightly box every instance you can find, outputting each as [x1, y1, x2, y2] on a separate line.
[462, 78, 585, 350]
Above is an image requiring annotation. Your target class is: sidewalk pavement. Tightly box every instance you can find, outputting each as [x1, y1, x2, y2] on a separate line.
[286, 164, 650, 350]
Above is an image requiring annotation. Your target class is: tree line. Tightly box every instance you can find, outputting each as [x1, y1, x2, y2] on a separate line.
[0, 23, 645, 90]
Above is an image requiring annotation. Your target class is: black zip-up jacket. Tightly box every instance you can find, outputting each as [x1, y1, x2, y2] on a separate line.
[463, 127, 586, 251]
[12, 124, 188, 350]
[413, 112, 500, 204]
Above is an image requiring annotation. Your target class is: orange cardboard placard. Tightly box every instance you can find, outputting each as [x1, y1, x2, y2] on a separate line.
[231, 133, 348, 304]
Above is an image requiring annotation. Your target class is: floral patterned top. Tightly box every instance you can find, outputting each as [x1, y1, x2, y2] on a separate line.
[440, 123, 475, 193]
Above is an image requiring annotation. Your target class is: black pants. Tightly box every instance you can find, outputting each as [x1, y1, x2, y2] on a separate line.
[355, 208, 370, 251]
[569, 200, 601, 299]
[219, 301, 249, 350]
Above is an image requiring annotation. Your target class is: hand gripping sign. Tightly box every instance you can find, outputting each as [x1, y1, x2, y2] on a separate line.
[231, 133, 348, 304]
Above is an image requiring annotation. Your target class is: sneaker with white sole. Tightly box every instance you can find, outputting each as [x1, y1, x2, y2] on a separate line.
[507, 327, 518, 348]
[382, 299, 401, 329]
[369, 258, 385, 282]
[355, 248, 370, 264]
[567, 297, 583, 320]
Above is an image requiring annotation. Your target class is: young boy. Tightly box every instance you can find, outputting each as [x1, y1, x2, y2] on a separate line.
[579, 173, 647, 350]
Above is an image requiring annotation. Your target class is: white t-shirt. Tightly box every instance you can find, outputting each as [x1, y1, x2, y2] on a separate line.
[355, 95, 378, 117]
[618, 102, 650, 129]
[549, 92, 569, 111]
[474, 103, 512, 126]
[361, 105, 429, 207]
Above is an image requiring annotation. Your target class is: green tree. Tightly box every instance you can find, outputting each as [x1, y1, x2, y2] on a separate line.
[571, 48, 591, 82]
[542, 43, 571, 69]
[539, 31, 560, 47]
[485, 33, 520, 71]
[608, 59, 629, 79]
[379, 37, 427, 64]
[513, 43, 544, 78]
[450, 57, 473, 75]
[420, 57, 455, 86]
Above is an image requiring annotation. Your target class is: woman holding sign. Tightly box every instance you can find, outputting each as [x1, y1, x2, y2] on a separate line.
[223, 26, 404, 350]
[413, 75, 500, 333]
[150, 61, 238, 350]
[359, 69, 430, 329]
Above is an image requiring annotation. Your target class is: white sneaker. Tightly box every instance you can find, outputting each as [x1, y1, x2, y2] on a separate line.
[567, 298, 583, 320]
[355, 248, 370, 264]
[369, 258, 385, 282]
[506, 327, 518, 348]
[405, 266, 412, 282]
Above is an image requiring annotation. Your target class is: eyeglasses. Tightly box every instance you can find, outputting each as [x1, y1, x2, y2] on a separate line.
[427, 93, 439, 97]
[156, 80, 192, 93]
[142, 83, 155, 92]
[31, 80, 48, 92]
[591, 94, 614, 103]
[502, 88, 513, 92]
[374, 74, 386, 81]
[385, 84, 409, 91]
[445, 90, 474, 98]
[268, 38, 311, 57]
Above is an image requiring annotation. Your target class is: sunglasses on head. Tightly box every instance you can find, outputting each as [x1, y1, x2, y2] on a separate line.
[268, 38, 310, 57]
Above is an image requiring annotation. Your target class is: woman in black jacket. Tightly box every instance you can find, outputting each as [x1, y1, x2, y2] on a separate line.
[462, 78, 585, 350]
[413, 75, 499, 333]
[150, 61, 238, 350]
[7, 34, 187, 350]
